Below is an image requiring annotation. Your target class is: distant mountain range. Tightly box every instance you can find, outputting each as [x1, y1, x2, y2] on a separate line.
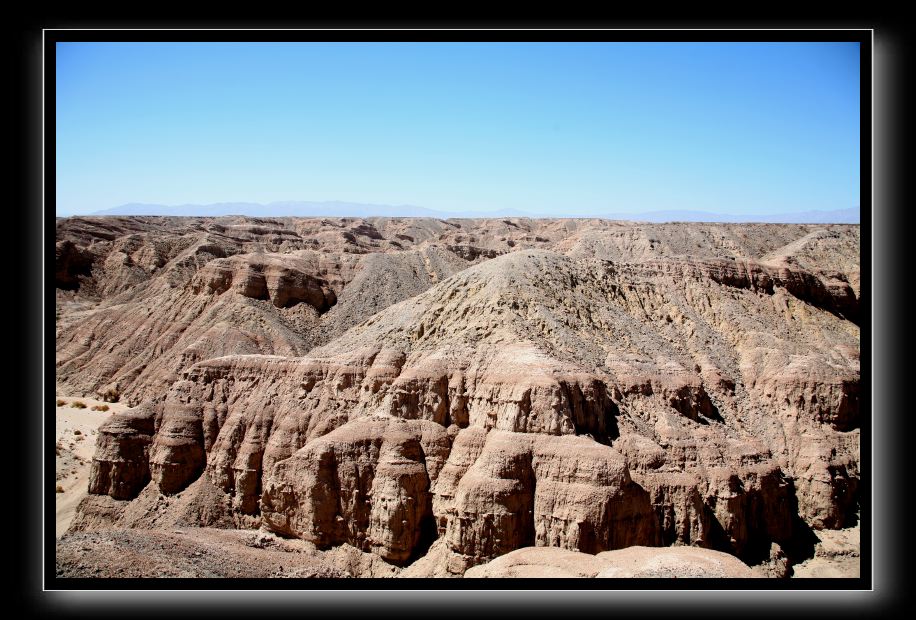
[87, 202, 860, 224]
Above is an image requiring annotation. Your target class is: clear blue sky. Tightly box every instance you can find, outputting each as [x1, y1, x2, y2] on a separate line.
[56, 42, 860, 217]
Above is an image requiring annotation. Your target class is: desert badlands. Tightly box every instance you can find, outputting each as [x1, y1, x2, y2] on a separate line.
[54, 216, 860, 579]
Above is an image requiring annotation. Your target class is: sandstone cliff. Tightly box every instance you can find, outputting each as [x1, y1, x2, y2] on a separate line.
[59, 219, 860, 576]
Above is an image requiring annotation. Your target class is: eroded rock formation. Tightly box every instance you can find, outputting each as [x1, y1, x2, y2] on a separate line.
[464, 545, 755, 578]
[59, 217, 860, 576]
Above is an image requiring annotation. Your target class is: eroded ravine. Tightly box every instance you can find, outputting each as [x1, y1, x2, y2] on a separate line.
[60, 224, 860, 576]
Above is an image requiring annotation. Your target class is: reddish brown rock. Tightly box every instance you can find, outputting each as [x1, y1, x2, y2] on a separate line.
[88, 402, 159, 500]
[148, 402, 207, 495]
[61, 218, 859, 577]
[260, 415, 446, 565]
[463, 545, 755, 578]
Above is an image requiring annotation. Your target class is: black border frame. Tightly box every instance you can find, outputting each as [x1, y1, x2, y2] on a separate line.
[21, 21, 905, 614]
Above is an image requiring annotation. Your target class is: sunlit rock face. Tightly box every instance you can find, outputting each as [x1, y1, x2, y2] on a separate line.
[63, 217, 859, 574]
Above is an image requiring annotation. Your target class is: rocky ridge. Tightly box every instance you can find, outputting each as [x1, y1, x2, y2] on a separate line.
[57, 217, 860, 577]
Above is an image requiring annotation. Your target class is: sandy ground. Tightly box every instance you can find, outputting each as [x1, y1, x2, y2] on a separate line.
[55, 395, 129, 537]
[56, 528, 401, 578]
[58, 526, 857, 579]
[791, 522, 860, 578]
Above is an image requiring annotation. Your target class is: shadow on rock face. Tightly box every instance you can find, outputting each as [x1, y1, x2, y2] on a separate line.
[700, 400, 725, 424]
[407, 512, 441, 566]
[781, 480, 829, 569]
[56, 240, 94, 290]
[566, 380, 620, 445]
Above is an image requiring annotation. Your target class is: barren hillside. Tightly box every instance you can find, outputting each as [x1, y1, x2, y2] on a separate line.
[55, 216, 860, 578]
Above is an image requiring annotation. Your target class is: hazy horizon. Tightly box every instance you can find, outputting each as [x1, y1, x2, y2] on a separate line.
[58, 200, 860, 224]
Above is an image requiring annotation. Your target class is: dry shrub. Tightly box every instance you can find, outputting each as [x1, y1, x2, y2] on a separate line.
[71, 401, 86, 409]
[91, 404, 109, 412]
[56, 399, 66, 407]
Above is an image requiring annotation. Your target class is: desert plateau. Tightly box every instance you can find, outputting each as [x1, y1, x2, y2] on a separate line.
[54, 215, 861, 579]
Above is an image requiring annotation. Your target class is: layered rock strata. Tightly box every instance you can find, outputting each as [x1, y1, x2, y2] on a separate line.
[72, 237, 859, 573]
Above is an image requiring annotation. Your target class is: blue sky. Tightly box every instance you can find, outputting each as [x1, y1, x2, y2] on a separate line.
[56, 42, 860, 217]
